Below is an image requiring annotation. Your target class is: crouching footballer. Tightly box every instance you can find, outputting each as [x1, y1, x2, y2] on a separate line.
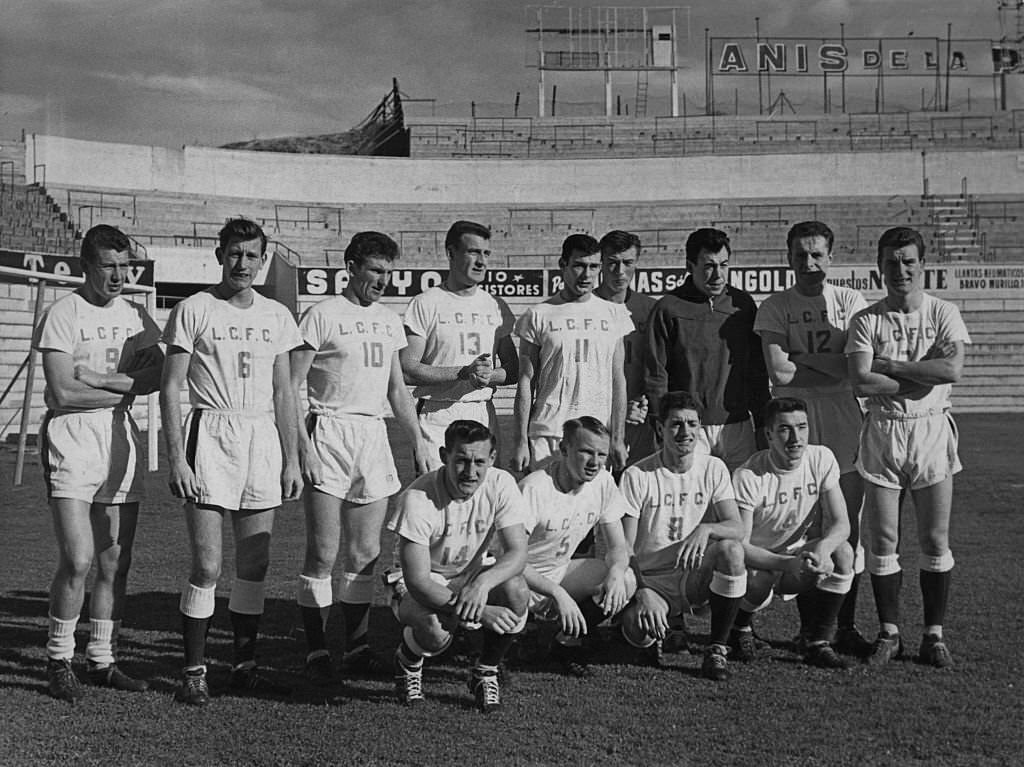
[730, 397, 855, 669]
[618, 391, 748, 680]
[387, 420, 529, 712]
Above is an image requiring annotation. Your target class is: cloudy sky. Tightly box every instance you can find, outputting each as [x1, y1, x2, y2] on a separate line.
[0, 0, 1015, 148]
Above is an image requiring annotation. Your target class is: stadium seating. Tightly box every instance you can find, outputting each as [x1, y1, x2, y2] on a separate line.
[407, 110, 1024, 160]
[2, 127, 1023, 446]
[37, 182, 1014, 267]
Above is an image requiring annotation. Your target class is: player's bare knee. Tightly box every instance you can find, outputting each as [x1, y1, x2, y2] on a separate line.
[58, 548, 94, 581]
[339, 543, 380, 577]
[301, 558, 334, 580]
[190, 562, 221, 588]
[410, 624, 451, 656]
[491, 574, 529, 614]
[918, 533, 951, 560]
[831, 541, 855, 573]
[711, 539, 745, 574]
[303, 540, 339, 577]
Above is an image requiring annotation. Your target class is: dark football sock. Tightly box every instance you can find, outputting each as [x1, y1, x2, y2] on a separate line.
[920, 569, 952, 628]
[181, 614, 209, 668]
[229, 611, 260, 666]
[708, 592, 742, 647]
[837, 572, 861, 629]
[871, 571, 903, 629]
[479, 629, 516, 667]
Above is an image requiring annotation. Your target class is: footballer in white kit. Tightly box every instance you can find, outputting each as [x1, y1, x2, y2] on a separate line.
[292, 231, 429, 682]
[35, 224, 163, 701]
[388, 420, 529, 712]
[845, 227, 970, 669]
[160, 218, 302, 706]
[519, 417, 635, 676]
[512, 234, 633, 472]
[401, 221, 517, 469]
[755, 220, 871, 657]
[730, 397, 855, 669]
[618, 392, 747, 681]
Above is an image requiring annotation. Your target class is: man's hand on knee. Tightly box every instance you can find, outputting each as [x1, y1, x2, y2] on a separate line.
[480, 605, 521, 634]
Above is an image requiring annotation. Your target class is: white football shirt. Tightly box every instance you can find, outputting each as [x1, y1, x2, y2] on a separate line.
[733, 444, 840, 553]
[403, 286, 515, 403]
[755, 283, 867, 399]
[620, 452, 735, 574]
[162, 290, 302, 412]
[520, 463, 629, 579]
[514, 294, 633, 438]
[300, 297, 406, 417]
[844, 293, 971, 415]
[35, 291, 161, 412]
[388, 467, 528, 579]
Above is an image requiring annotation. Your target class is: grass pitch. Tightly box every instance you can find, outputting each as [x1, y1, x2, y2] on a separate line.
[0, 414, 1021, 767]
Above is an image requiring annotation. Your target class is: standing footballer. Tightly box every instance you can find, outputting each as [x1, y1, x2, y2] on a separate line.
[400, 221, 517, 468]
[846, 227, 970, 667]
[754, 221, 872, 656]
[292, 231, 429, 682]
[646, 227, 770, 472]
[594, 230, 658, 467]
[35, 224, 163, 701]
[512, 234, 633, 472]
[161, 218, 303, 705]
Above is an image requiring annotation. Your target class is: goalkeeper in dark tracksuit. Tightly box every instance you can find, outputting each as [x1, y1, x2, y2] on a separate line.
[645, 228, 771, 472]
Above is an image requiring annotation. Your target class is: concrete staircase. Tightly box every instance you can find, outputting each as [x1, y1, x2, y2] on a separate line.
[927, 193, 981, 262]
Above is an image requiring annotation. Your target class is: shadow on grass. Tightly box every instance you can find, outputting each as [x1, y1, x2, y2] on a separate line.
[0, 590, 427, 703]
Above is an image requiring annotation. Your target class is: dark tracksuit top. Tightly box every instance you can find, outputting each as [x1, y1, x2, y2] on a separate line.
[645, 276, 771, 428]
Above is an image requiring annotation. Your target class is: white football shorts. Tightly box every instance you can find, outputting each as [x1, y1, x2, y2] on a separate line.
[184, 409, 283, 510]
[856, 410, 961, 491]
[416, 399, 497, 470]
[42, 407, 144, 505]
[306, 412, 400, 503]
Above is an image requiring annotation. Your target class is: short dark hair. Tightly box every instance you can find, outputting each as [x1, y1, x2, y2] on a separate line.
[787, 221, 834, 253]
[877, 226, 926, 268]
[562, 416, 611, 444]
[560, 233, 600, 265]
[80, 224, 132, 264]
[684, 228, 731, 264]
[443, 419, 496, 450]
[658, 391, 702, 423]
[599, 230, 642, 257]
[445, 220, 491, 251]
[345, 231, 400, 268]
[761, 397, 808, 429]
[218, 218, 267, 254]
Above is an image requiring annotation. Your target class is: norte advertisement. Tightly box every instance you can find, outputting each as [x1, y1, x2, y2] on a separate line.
[0, 249, 155, 286]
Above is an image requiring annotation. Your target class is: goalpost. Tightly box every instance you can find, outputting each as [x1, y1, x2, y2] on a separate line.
[0, 265, 159, 485]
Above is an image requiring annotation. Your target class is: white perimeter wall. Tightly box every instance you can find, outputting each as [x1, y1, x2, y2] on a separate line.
[27, 134, 1024, 203]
